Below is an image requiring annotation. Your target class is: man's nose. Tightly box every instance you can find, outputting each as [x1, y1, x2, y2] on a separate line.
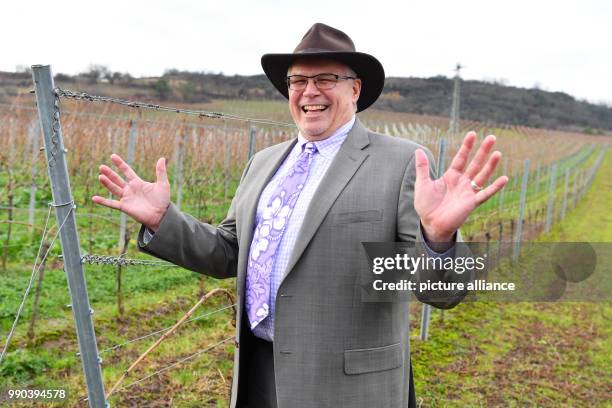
[302, 78, 321, 96]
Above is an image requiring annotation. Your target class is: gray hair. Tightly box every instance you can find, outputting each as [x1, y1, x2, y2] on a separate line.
[345, 66, 357, 78]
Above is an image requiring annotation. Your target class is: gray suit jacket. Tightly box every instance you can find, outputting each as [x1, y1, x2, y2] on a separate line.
[139, 119, 468, 407]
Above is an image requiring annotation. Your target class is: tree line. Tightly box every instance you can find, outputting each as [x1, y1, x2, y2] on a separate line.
[1, 65, 611, 133]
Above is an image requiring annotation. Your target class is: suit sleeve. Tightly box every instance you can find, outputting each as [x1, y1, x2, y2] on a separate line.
[136, 157, 253, 278]
[397, 146, 472, 310]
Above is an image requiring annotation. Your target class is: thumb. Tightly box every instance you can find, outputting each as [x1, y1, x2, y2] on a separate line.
[414, 149, 431, 183]
[156, 157, 169, 184]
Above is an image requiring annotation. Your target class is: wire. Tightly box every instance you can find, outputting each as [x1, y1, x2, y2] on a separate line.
[0, 102, 279, 132]
[80, 254, 182, 267]
[117, 336, 234, 393]
[0, 202, 74, 364]
[82, 335, 235, 403]
[98, 303, 237, 355]
[55, 88, 295, 128]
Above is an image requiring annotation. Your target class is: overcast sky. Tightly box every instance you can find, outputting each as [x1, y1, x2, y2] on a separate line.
[3, 0, 610, 105]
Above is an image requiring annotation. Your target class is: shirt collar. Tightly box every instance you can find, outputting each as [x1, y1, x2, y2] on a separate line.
[296, 116, 355, 158]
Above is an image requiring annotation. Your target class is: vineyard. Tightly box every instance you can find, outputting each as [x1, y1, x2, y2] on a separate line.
[0, 70, 610, 407]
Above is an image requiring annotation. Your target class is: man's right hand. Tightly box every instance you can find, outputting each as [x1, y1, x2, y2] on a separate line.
[92, 154, 170, 232]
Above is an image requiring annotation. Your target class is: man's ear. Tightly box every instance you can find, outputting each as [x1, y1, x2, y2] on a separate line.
[352, 78, 362, 103]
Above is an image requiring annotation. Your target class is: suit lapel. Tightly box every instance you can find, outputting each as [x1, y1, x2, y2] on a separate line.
[281, 119, 371, 281]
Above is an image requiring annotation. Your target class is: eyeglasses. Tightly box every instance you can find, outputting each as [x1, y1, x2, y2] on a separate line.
[286, 73, 357, 91]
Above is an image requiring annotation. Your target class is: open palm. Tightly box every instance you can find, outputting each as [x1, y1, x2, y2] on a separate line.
[92, 154, 170, 231]
[415, 132, 508, 242]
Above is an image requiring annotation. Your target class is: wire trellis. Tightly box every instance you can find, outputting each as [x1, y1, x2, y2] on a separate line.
[55, 88, 295, 128]
[0, 201, 75, 364]
[98, 303, 238, 355]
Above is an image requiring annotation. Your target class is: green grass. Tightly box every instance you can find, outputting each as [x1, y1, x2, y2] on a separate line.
[541, 150, 612, 242]
[410, 150, 612, 407]
[0, 271, 236, 406]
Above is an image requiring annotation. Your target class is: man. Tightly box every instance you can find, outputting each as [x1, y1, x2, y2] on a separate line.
[93, 23, 507, 408]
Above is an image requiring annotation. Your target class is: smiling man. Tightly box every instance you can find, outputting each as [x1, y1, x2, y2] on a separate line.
[94, 23, 507, 408]
[287, 59, 360, 140]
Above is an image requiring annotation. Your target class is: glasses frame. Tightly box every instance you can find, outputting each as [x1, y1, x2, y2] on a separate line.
[285, 73, 358, 91]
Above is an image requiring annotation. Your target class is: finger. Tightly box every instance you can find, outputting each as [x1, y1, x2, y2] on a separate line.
[156, 157, 168, 184]
[475, 176, 509, 206]
[472, 151, 502, 187]
[110, 153, 139, 182]
[414, 149, 431, 183]
[465, 135, 496, 179]
[99, 174, 124, 197]
[99, 164, 126, 188]
[92, 195, 122, 211]
[448, 131, 477, 172]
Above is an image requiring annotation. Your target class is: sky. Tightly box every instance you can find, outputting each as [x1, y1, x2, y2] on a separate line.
[3, 0, 610, 105]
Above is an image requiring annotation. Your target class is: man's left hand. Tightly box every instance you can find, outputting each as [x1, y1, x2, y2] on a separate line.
[414, 131, 509, 243]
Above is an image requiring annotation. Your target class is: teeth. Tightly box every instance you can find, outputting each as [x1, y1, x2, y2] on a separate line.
[303, 105, 327, 111]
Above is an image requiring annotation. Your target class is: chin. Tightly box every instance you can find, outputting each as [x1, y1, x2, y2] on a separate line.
[301, 126, 328, 139]
[300, 117, 333, 134]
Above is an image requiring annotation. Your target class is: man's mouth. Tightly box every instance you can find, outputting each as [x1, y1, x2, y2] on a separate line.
[302, 104, 329, 113]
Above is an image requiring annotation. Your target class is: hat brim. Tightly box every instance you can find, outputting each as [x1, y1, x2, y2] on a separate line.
[261, 51, 385, 113]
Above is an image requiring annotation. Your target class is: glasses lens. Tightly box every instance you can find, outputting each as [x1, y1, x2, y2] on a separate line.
[288, 76, 308, 90]
[287, 74, 341, 90]
[314, 74, 338, 90]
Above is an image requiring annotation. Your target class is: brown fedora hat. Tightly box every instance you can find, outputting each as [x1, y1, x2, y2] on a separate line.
[261, 23, 385, 112]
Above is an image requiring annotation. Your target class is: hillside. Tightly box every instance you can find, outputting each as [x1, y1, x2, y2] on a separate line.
[380, 77, 612, 133]
[1, 69, 611, 133]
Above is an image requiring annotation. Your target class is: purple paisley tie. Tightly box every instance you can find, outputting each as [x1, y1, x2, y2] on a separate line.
[246, 142, 317, 329]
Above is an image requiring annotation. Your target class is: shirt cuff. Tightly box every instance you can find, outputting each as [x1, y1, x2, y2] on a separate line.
[420, 223, 455, 258]
[423, 241, 454, 258]
[142, 227, 155, 245]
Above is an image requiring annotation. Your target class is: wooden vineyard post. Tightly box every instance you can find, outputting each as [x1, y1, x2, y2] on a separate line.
[545, 163, 558, 233]
[512, 159, 530, 262]
[118, 119, 137, 252]
[248, 125, 257, 160]
[28, 120, 40, 233]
